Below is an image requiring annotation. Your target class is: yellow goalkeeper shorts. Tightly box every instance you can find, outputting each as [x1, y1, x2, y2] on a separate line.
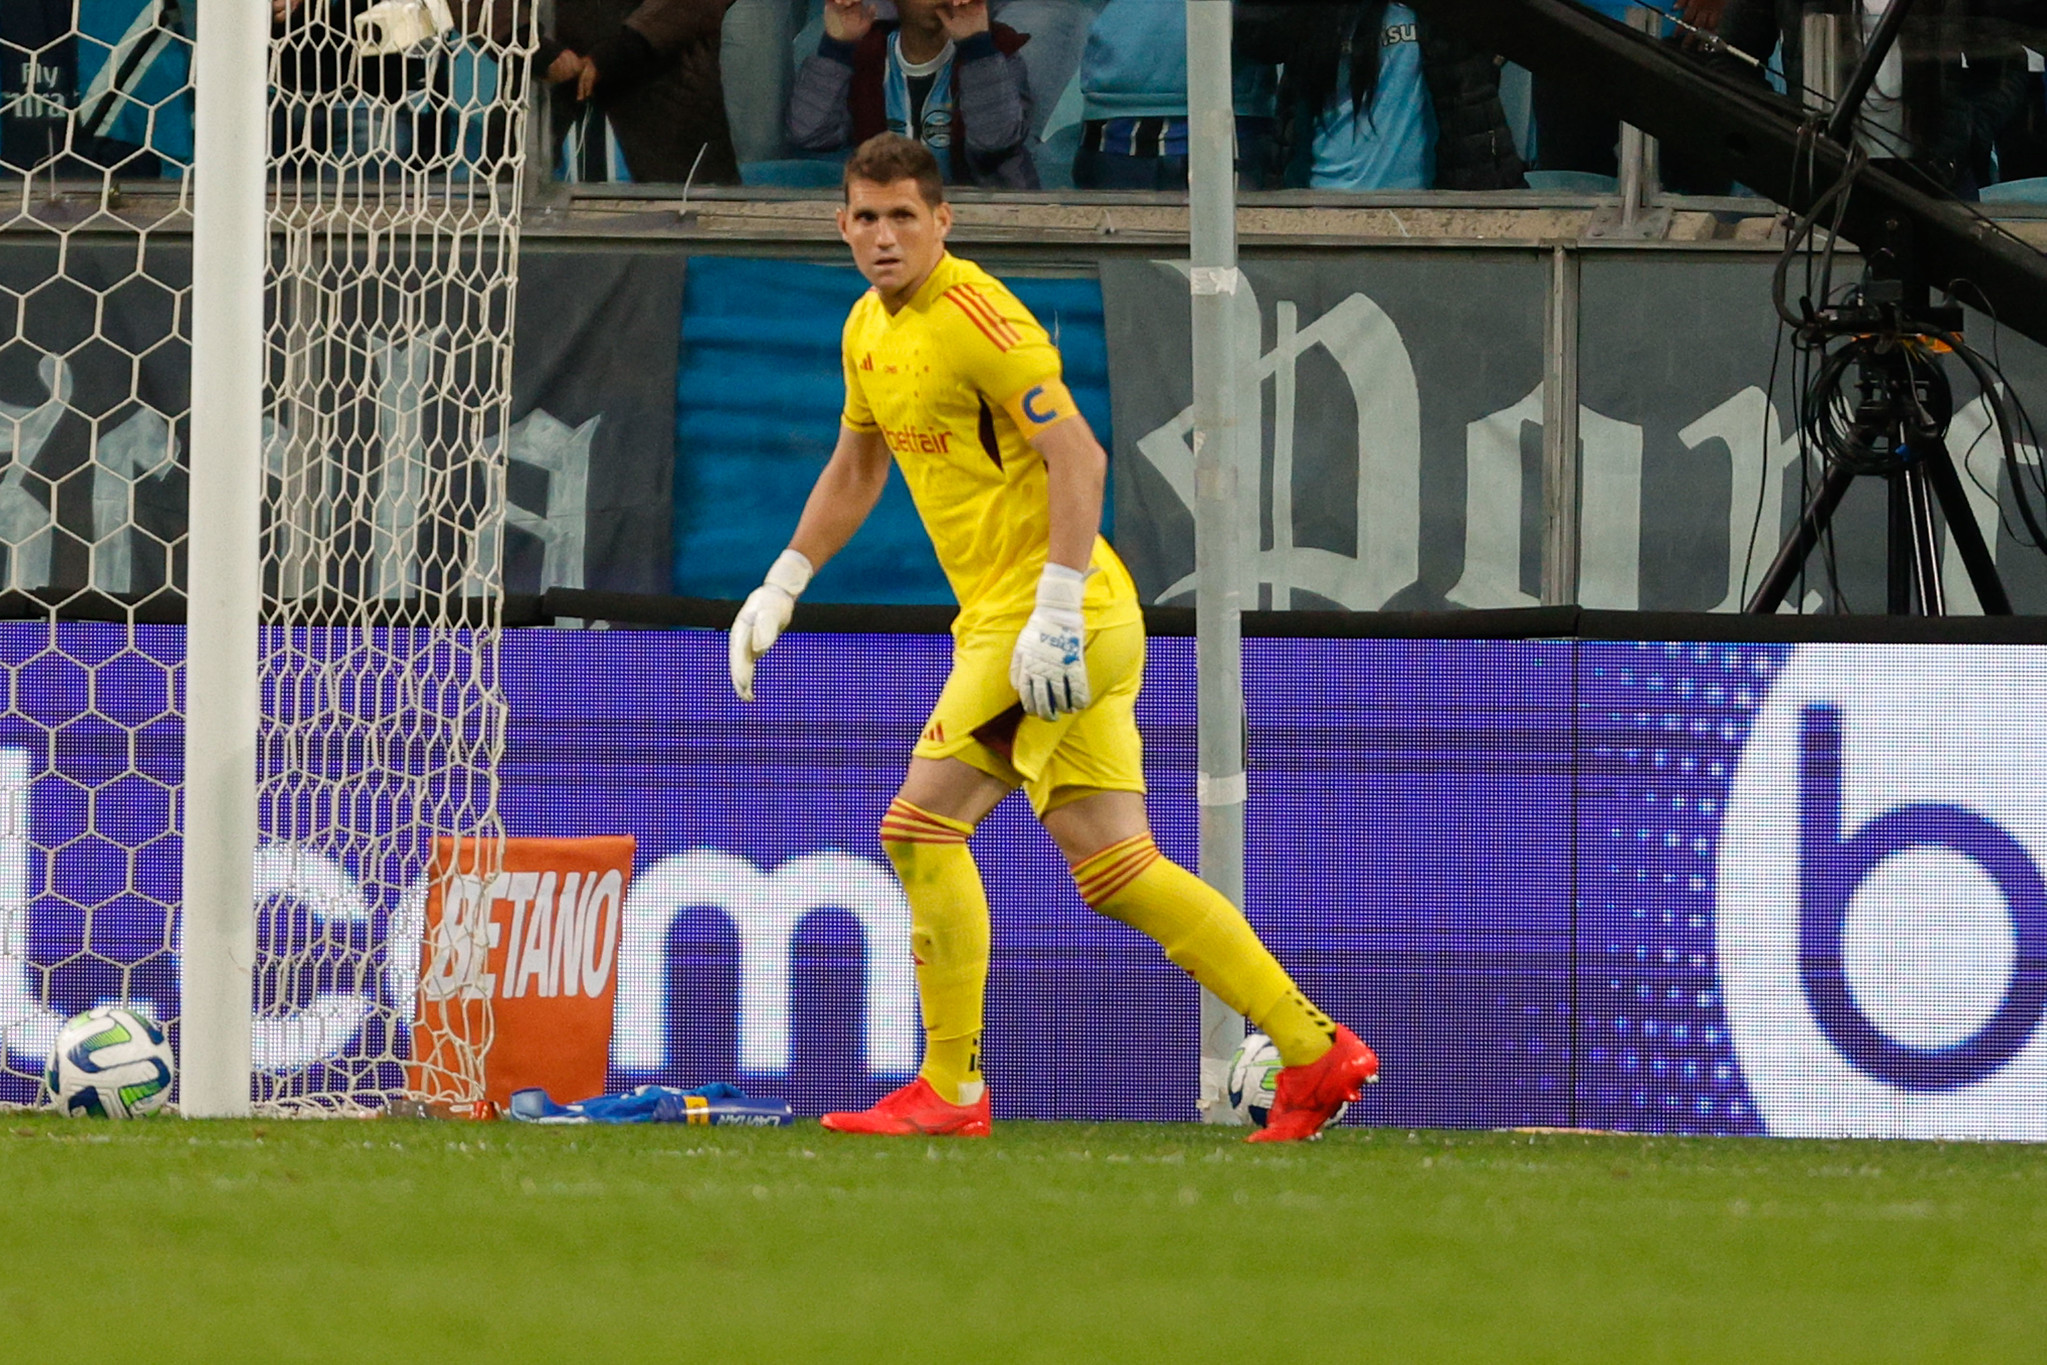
[911, 617, 1147, 816]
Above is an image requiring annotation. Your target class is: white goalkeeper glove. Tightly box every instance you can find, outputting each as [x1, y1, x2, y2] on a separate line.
[729, 549, 813, 702]
[1010, 563, 1091, 721]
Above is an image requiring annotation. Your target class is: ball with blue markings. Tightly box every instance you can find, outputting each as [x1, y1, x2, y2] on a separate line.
[1227, 1031, 1285, 1127]
[45, 1006, 174, 1118]
[1226, 1030, 1351, 1129]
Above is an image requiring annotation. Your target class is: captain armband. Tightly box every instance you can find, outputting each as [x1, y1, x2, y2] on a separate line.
[1000, 378, 1080, 436]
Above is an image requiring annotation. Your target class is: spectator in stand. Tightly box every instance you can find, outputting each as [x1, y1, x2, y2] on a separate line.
[271, 0, 432, 173]
[1642, 0, 1797, 197]
[1071, 0, 1278, 190]
[787, 0, 1039, 188]
[989, 0, 1102, 145]
[1991, 67, 2047, 184]
[1906, 5, 2043, 199]
[1531, 0, 1720, 180]
[1707, 0, 1799, 97]
[76, 0, 193, 177]
[1686, 0, 2037, 197]
[539, 0, 741, 183]
[1261, 1, 1434, 189]
[0, 0, 196, 179]
[1239, 0, 1524, 190]
[721, 0, 810, 163]
[269, 0, 727, 182]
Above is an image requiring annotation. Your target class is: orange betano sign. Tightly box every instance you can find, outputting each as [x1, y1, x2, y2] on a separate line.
[410, 835, 635, 1111]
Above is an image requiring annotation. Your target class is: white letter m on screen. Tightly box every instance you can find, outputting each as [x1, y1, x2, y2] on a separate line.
[613, 850, 917, 1076]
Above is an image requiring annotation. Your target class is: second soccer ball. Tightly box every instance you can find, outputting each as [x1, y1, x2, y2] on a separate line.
[1227, 1032, 1284, 1127]
[1227, 1031, 1353, 1130]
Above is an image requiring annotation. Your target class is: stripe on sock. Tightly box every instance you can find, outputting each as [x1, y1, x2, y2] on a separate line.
[880, 797, 971, 846]
[1073, 833, 1164, 906]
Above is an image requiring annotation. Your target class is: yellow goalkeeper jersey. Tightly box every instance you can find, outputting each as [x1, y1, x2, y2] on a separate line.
[840, 252, 1140, 635]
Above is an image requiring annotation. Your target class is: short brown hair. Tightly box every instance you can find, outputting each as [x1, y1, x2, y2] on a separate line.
[843, 133, 945, 208]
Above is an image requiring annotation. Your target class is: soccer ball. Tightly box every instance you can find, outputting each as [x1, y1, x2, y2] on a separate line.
[45, 1006, 174, 1118]
[1227, 1031, 1285, 1127]
[1226, 1031, 1349, 1130]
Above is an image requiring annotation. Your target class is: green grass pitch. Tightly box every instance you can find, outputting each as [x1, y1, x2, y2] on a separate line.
[4, 1116, 2044, 1363]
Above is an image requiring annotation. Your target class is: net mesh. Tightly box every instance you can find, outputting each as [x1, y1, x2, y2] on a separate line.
[0, 1, 531, 1114]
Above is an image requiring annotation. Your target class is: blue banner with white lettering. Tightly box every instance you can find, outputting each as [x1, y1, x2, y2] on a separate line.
[0, 239, 686, 600]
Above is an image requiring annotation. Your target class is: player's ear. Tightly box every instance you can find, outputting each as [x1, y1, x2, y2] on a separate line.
[933, 201, 953, 237]
[836, 205, 853, 242]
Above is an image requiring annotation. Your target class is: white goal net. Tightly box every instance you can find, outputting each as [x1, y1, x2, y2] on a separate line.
[0, 0, 532, 1114]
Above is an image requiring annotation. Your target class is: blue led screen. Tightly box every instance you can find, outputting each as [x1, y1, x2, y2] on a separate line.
[6, 624, 2046, 1140]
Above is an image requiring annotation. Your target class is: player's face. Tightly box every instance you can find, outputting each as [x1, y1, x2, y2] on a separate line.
[838, 178, 952, 305]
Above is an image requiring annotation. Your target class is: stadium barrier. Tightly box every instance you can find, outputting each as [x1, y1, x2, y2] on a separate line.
[6, 602, 2047, 1139]
[10, 238, 2047, 620]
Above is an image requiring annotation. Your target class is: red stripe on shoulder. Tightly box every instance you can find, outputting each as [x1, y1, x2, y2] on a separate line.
[944, 286, 1019, 351]
[952, 285, 1020, 343]
[944, 287, 1015, 349]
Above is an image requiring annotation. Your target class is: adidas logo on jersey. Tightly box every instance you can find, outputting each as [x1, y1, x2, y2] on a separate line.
[861, 354, 875, 370]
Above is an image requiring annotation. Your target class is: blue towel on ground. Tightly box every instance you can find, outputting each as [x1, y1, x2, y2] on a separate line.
[508, 1083, 793, 1126]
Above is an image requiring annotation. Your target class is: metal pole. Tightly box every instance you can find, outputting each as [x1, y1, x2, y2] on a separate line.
[525, 0, 567, 210]
[182, 0, 267, 1117]
[1616, 4, 1662, 228]
[1617, 112, 1645, 233]
[1540, 245, 1580, 606]
[1187, 0, 1247, 1121]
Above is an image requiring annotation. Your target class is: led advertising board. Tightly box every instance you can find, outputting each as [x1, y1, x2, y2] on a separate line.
[3, 625, 2041, 1139]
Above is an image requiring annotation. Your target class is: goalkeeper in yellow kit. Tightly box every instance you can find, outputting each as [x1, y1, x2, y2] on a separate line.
[729, 133, 1376, 1142]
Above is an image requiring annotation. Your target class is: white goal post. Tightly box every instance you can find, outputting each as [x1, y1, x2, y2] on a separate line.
[181, 0, 270, 1120]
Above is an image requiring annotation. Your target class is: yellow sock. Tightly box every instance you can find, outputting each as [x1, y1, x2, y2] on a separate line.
[1074, 834, 1335, 1067]
[881, 798, 988, 1105]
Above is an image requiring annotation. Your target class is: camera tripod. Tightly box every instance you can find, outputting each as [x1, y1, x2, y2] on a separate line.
[1744, 327, 2013, 616]
[1743, 0, 2013, 617]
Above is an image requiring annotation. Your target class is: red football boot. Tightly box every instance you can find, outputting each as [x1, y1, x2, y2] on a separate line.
[820, 1078, 992, 1137]
[1246, 1025, 1379, 1143]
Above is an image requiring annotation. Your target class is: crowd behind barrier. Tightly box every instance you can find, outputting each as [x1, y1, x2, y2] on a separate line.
[5, 0, 2047, 199]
